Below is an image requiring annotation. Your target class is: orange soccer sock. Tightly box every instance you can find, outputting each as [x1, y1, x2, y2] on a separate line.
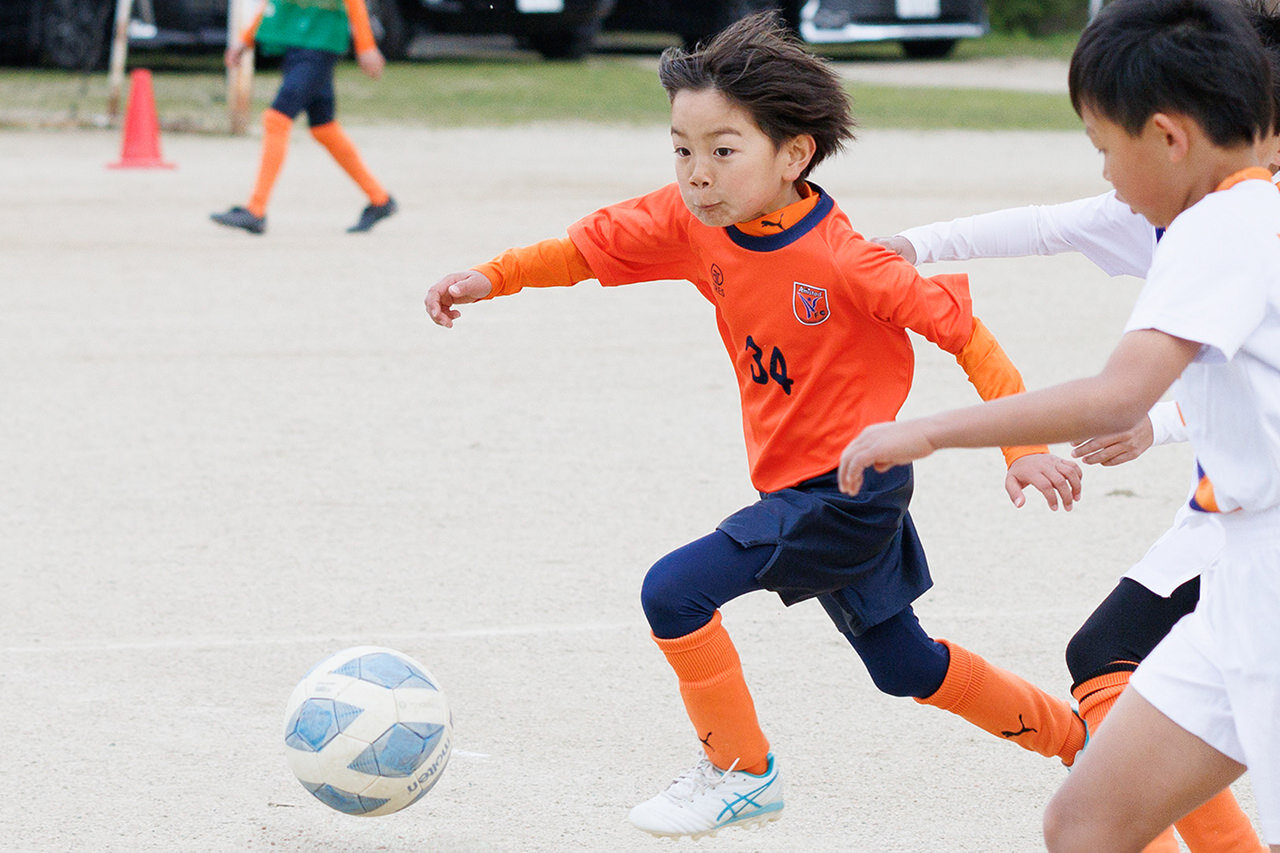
[917, 640, 1087, 765]
[247, 108, 293, 218]
[1175, 787, 1267, 852]
[1073, 671, 1266, 853]
[309, 121, 389, 205]
[653, 611, 770, 775]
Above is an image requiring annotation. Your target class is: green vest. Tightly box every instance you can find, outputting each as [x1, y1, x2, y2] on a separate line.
[255, 0, 350, 55]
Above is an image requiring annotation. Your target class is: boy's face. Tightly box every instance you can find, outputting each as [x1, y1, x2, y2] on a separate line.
[1082, 105, 1183, 228]
[670, 88, 811, 227]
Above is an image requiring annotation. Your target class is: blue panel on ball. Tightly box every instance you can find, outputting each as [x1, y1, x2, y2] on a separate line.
[335, 652, 437, 690]
[285, 699, 364, 752]
[302, 781, 389, 816]
[403, 722, 446, 753]
[398, 671, 437, 690]
[348, 722, 437, 778]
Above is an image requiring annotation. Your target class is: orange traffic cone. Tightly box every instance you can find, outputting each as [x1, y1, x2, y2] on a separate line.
[109, 69, 175, 169]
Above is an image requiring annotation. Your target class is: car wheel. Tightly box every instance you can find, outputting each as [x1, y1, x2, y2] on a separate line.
[679, 0, 786, 49]
[36, 0, 113, 70]
[901, 38, 958, 59]
[367, 0, 410, 61]
[527, 20, 603, 60]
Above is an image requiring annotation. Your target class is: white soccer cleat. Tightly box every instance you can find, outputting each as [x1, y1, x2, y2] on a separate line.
[628, 753, 783, 839]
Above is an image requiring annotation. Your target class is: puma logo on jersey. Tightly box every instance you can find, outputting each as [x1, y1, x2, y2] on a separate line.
[760, 215, 785, 230]
[793, 282, 830, 326]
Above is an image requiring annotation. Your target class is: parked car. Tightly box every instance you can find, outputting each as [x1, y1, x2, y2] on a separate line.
[127, 0, 230, 52]
[792, 0, 988, 58]
[387, 0, 986, 60]
[0, 0, 114, 70]
[375, 0, 617, 61]
[0, 0, 984, 70]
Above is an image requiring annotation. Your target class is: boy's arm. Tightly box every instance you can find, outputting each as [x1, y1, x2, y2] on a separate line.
[838, 329, 1201, 496]
[343, 0, 378, 53]
[425, 237, 594, 327]
[1069, 400, 1184, 467]
[891, 193, 1156, 278]
[1147, 400, 1188, 446]
[342, 0, 384, 78]
[472, 236, 594, 297]
[226, 0, 266, 65]
[956, 318, 1081, 510]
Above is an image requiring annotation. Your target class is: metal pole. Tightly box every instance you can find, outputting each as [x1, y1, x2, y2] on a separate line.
[106, 0, 135, 122]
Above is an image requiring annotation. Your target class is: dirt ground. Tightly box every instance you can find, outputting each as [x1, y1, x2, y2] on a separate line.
[0, 115, 1258, 852]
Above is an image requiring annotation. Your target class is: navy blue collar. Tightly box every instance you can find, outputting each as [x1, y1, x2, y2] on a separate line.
[724, 184, 834, 252]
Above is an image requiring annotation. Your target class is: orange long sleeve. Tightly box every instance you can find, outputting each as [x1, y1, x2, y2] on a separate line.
[955, 317, 1049, 467]
[238, 0, 266, 46]
[471, 236, 596, 298]
[343, 0, 377, 53]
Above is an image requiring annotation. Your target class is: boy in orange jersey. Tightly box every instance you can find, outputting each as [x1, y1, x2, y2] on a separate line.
[426, 12, 1086, 840]
[211, 0, 396, 235]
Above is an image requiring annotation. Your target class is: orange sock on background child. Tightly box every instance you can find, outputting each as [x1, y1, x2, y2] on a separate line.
[247, 108, 292, 219]
[211, 0, 396, 235]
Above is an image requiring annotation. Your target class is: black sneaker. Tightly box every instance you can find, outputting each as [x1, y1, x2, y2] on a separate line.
[211, 206, 266, 235]
[347, 196, 397, 233]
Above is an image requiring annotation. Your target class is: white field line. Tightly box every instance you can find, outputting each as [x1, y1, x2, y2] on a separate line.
[0, 620, 649, 655]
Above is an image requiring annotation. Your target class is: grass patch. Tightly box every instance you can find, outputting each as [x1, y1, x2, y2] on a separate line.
[0, 49, 1078, 133]
[849, 83, 1077, 130]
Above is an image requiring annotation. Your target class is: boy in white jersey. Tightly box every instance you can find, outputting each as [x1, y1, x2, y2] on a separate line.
[838, 0, 1280, 849]
[867, 7, 1280, 849]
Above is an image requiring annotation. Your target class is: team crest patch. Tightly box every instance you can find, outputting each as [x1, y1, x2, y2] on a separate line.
[793, 282, 830, 326]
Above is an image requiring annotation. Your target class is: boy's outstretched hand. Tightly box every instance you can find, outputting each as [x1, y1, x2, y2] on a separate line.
[1005, 453, 1082, 511]
[425, 271, 493, 328]
[1071, 417, 1154, 466]
[357, 48, 386, 80]
[871, 235, 918, 265]
[840, 425, 1083, 511]
[838, 421, 935, 496]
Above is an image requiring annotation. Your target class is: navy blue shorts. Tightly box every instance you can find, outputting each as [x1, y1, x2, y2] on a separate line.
[271, 47, 339, 126]
[718, 465, 931, 636]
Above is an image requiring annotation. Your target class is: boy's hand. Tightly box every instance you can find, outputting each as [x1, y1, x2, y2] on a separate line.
[838, 421, 935, 496]
[357, 48, 386, 80]
[425, 271, 493, 328]
[871, 235, 918, 265]
[225, 42, 250, 68]
[1005, 453, 1082, 511]
[1070, 416, 1154, 466]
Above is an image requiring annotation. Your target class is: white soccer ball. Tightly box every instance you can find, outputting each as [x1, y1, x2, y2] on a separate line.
[283, 646, 453, 816]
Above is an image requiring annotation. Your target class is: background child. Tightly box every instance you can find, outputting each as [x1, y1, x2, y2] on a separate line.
[426, 12, 1088, 841]
[839, 0, 1280, 848]
[210, 0, 396, 235]
[867, 7, 1280, 848]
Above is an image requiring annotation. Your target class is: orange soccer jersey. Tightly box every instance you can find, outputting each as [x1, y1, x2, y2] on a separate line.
[475, 182, 1039, 492]
[568, 183, 973, 492]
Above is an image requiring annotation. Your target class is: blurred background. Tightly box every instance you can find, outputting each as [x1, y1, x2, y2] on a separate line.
[0, 0, 1090, 71]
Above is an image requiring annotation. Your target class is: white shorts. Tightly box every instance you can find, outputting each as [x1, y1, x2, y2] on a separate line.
[1123, 499, 1224, 596]
[1131, 506, 1280, 842]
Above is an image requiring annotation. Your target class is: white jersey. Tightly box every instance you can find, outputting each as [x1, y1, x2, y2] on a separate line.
[895, 191, 1203, 593]
[898, 191, 1157, 278]
[1125, 175, 1280, 513]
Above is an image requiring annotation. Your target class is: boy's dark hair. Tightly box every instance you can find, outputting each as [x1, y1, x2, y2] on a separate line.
[1069, 0, 1273, 146]
[657, 12, 856, 181]
[1242, 0, 1280, 133]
